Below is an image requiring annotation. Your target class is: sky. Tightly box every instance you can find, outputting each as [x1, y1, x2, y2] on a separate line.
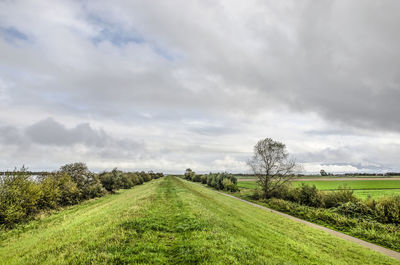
[1, 0, 400, 174]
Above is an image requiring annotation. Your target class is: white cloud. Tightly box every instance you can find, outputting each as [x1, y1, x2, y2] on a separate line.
[302, 163, 360, 175]
[211, 156, 248, 173]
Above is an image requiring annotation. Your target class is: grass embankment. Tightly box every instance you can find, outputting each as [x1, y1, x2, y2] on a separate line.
[0, 177, 398, 264]
[238, 180, 400, 199]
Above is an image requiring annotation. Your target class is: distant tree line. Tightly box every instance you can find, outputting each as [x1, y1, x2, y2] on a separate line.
[343, 173, 393, 176]
[182, 168, 239, 192]
[319, 171, 399, 177]
[0, 171, 48, 175]
[0, 163, 163, 228]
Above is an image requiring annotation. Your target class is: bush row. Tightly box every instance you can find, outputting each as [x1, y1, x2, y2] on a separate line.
[263, 183, 358, 208]
[183, 169, 239, 192]
[0, 163, 163, 227]
[99, 169, 163, 192]
[255, 183, 400, 224]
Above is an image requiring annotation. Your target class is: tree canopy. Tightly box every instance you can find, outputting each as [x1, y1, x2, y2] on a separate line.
[248, 138, 299, 198]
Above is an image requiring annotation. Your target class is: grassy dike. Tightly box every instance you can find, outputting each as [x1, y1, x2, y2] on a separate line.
[0, 176, 399, 264]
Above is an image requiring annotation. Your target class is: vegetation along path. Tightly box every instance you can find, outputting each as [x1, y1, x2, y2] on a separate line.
[218, 191, 400, 261]
[1, 176, 399, 264]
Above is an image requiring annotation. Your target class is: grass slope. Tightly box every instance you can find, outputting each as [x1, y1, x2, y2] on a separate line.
[0, 177, 398, 264]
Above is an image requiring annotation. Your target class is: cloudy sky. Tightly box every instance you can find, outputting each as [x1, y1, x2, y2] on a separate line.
[1, 0, 400, 174]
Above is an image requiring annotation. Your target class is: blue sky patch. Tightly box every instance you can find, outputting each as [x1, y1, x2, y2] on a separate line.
[88, 14, 178, 61]
[92, 27, 145, 46]
[0, 26, 29, 44]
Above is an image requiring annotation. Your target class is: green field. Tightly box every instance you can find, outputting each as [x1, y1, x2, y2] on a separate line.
[0, 176, 397, 264]
[293, 180, 400, 190]
[352, 189, 400, 199]
[237, 181, 260, 189]
[237, 180, 400, 199]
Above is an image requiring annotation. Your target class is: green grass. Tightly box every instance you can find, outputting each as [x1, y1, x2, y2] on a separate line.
[352, 189, 400, 199]
[237, 180, 400, 199]
[237, 181, 259, 189]
[0, 177, 398, 264]
[236, 175, 400, 180]
[293, 180, 400, 190]
[234, 175, 257, 179]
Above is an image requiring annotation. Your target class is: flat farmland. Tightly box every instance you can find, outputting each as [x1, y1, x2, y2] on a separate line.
[237, 179, 400, 199]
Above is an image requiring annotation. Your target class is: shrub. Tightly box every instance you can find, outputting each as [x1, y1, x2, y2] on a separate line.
[83, 177, 106, 198]
[0, 171, 42, 226]
[323, 186, 358, 208]
[59, 162, 90, 191]
[121, 172, 142, 188]
[210, 175, 217, 188]
[148, 172, 164, 179]
[204, 172, 239, 191]
[137, 175, 144, 185]
[55, 173, 80, 206]
[184, 168, 195, 181]
[120, 173, 134, 189]
[334, 201, 374, 219]
[37, 174, 60, 210]
[59, 163, 104, 200]
[200, 175, 208, 184]
[250, 190, 261, 200]
[297, 184, 324, 208]
[374, 196, 400, 224]
[222, 178, 239, 192]
[139, 171, 152, 182]
[192, 174, 202, 182]
[148, 172, 156, 180]
[99, 168, 122, 193]
[206, 174, 214, 186]
[128, 173, 140, 185]
[269, 183, 294, 201]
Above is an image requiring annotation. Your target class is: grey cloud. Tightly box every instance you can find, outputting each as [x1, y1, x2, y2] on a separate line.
[1, 1, 400, 173]
[188, 124, 239, 136]
[0, 117, 147, 170]
[0, 125, 25, 145]
[319, 163, 386, 173]
[1, 117, 144, 153]
[25, 118, 109, 147]
[295, 143, 400, 172]
[5, 1, 394, 132]
[296, 147, 361, 165]
[305, 129, 354, 137]
[284, 1, 400, 131]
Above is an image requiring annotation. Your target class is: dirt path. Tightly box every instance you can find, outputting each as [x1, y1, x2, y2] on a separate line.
[217, 191, 400, 261]
[238, 177, 400, 182]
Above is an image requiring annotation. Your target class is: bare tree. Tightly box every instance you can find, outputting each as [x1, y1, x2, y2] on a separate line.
[247, 138, 299, 198]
